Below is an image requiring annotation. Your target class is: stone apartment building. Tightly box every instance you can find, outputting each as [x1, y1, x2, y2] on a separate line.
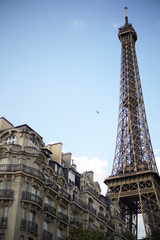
[0, 117, 125, 240]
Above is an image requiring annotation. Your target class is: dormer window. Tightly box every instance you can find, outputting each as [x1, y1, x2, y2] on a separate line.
[28, 138, 38, 148]
[68, 170, 75, 185]
[5, 136, 17, 145]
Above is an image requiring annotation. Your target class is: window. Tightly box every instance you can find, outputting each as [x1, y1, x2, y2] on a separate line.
[43, 220, 50, 231]
[29, 211, 36, 222]
[54, 163, 57, 173]
[28, 138, 38, 148]
[3, 206, 8, 218]
[22, 208, 27, 220]
[32, 186, 38, 195]
[0, 181, 3, 189]
[88, 198, 93, 206]
[7, 180, 11, 189]
[99, 206, 104, 214]
[5, 136, 17, 145]
[59, 205, 64, 213]
[57, 228, 63, 238]
[12, 156, 17, 164]
[25, 183, 29, 192]
[0, 181, 3, 196]
[45, 196, 51, 205]
[68, 170, 75, 184]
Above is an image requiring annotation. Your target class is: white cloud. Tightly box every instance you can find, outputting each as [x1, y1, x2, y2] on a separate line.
[113, 23, 119, 29]
[72, 20, 86, 30]
[73, 156, 108, 195]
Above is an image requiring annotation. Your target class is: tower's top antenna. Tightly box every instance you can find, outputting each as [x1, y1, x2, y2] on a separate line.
[124, 7, 128, 25]
[124, 7, 128, 17]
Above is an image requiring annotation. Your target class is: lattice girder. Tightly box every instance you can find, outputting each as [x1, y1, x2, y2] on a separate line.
[104, 13, 160, 238]
[105, 172, 160, 236]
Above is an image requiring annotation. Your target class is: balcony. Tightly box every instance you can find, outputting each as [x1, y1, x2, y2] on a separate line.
[44, 179, 58, 192]
[87, 204, 96, 215]
[20, 219, 27, 230]
[108, 221, 115, 230]
[28, 220, 38, 234]
[44, 203, 56, 217]
[59, 189, 71, 201]
[42, 229, 53, 240]
[70, 217, 82, 227]
[57, 212, 68, 224]
[0, 189, 14, 199]
[0, 164, 44, 181]
[81, 185, 100, 199]
[81, 185, 110, 210]
[72, 194, 86, 209]
[0, 218, 7, 229]
[22, 191, 42, 208]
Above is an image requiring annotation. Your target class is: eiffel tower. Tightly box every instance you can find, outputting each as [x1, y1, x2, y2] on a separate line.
[104, 8, 160, 239]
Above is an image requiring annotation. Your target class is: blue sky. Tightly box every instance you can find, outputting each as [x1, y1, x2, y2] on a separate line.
[1, 0, 160, 237]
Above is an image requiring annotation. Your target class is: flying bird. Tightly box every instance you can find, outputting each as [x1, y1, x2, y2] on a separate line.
[97, 111, 99, 114]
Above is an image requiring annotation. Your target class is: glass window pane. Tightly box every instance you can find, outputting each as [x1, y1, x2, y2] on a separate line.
[7, 180, 11, 189]
[3, 206, 8, 218]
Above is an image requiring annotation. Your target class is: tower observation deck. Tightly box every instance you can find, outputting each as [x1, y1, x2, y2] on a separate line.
[104, 8, 160, 238]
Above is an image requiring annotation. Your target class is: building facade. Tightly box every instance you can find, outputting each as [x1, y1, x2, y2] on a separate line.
[0, 117, 125, 240]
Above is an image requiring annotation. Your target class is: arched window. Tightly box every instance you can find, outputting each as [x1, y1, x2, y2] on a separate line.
[88, 198, 93, 206]
[99, 206, 104, 214]
[32, 186, 38, 195]
[5, 135, 17, 145]
[28, 138, 38, 148]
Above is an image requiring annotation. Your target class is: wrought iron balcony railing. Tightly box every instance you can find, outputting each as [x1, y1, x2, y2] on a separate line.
[44, 179, 58, 192]
[108, 221, 115, 230]
[0, 189, 14, 199]
[70, 217, 82, 227]
[21, 219, 38, 234]
[57, 212, 68, 224]
[20, 219, 27, 230]
[81, 185, 99, 199]
[22, 191, 42, 207]
[98, 212, 106, 222]
[44, 203, 56, 217]
[72, 194, 86, 209]
[0, 164, 44, 181]
[58, 188, 71, 201]
[42, 229, 53, 240]
[0, 218, 7, 228]
[28, 220, 38, 234]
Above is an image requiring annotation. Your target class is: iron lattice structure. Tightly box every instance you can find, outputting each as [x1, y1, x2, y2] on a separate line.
[104, 11, 160, 238]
